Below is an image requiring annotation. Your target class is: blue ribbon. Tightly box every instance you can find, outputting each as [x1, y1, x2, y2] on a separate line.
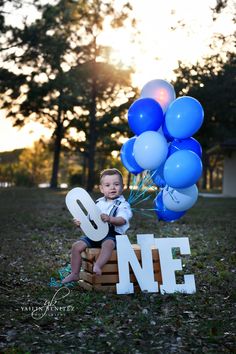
[49, 264, 75, 288]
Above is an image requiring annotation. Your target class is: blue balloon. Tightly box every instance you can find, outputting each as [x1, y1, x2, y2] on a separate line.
[168, 137, 202, 157]
[151, 162, 166, 188]
[152, 173, 166, 188]
[164, 150, 203, 188]
[165, 96, 204, 139]
[162, 121, 174, 142]
[128, 98, 164, 136]
[154, 191, 186, 222]
[120, 137, 144, 175]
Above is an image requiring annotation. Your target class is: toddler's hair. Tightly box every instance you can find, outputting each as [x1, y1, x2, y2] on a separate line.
[100, 168, 123, 184]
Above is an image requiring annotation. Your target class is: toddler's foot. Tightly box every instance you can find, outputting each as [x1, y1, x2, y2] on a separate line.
[93, 264, 102, 276]
[61, 273, 79, 284]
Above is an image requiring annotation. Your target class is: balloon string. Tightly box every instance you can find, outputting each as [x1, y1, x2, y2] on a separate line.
[58, 264, 71, 280]
[128, 175, 142, 205]
[131, 195, 151, 207]
[128, 174, 141, 204]
[137, 211, 155, 218]
[129, 188, 154, 206]
[164, 186, 180, 204]
[129, 185, 152, 204]
[132, 208, 159, 211]
[130, 187, 156, 205]
[131, 209, 155, 218]
[49, 264, 75, 288]
[49, 277, 63, 287]
[128, 172, 156, 206]
[128, 175, 137, 203]
[131, 207, 160, 218]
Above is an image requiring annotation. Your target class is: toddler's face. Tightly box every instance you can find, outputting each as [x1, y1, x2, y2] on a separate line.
[100, 174, 123, 200]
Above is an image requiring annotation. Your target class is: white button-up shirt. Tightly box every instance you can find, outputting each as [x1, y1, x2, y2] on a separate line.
[96, 195, 133, 234]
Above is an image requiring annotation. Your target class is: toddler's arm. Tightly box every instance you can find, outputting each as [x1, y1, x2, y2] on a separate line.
[100, 213, 126, 226]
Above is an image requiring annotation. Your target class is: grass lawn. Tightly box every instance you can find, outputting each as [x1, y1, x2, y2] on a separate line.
[0, 187, 235, 353]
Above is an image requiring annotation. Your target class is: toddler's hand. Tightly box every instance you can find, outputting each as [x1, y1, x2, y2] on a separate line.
[73, 218, 81, 227]
[100, 213, 110, 223]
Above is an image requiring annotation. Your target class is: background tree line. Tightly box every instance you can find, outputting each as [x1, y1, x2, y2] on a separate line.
[0, 0, 235, 190]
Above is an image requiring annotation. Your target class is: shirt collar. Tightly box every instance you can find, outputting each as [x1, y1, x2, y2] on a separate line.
[96, 195, 125, 203]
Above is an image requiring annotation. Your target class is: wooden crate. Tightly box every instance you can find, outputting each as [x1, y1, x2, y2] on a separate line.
[79, 244, 162, 293]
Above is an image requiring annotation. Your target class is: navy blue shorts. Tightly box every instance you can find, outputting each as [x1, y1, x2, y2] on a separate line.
[80, 231, 120, 249]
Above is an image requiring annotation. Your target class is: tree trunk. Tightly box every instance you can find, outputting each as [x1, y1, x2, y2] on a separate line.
[201, 151, 208, 190]
[209, 169, 214, 190]
[87, 141, 96, 191]
[50, 93, 63, 189]
[86, 75, 97, 192]
[82, 154, 87, 187]
[50, 124, 63, 188]
[127, 172, 132, 190]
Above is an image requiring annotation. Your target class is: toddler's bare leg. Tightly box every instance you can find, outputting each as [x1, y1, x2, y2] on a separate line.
[62, 240, 87, 284]
[93, 239, 115, 275]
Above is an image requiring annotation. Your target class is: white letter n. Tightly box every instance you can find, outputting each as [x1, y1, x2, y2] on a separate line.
[116, 234, 158, 294]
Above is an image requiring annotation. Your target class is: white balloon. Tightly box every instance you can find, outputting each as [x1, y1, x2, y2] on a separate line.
[65, 187, 108, 241]
[133, 131, 168, 170]
[141, 79, 176, 113]
[163, 185, 198, 212]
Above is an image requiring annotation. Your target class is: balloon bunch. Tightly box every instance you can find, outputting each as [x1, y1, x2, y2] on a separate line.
[120, 79, 204, 222]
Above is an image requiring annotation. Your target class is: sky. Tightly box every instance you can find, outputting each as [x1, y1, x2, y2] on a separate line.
[0, 0, 235, 152]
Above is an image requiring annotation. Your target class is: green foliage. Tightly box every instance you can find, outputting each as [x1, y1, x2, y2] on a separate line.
[174, 52, 236, 189]
[15, 140, 52, 186]
[0, 149, 23, 164]
[13, 167, 35, 187]
[0, 140, 52, 186]
[0, 0, 136, 189]
[174, 52, 236, 150]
